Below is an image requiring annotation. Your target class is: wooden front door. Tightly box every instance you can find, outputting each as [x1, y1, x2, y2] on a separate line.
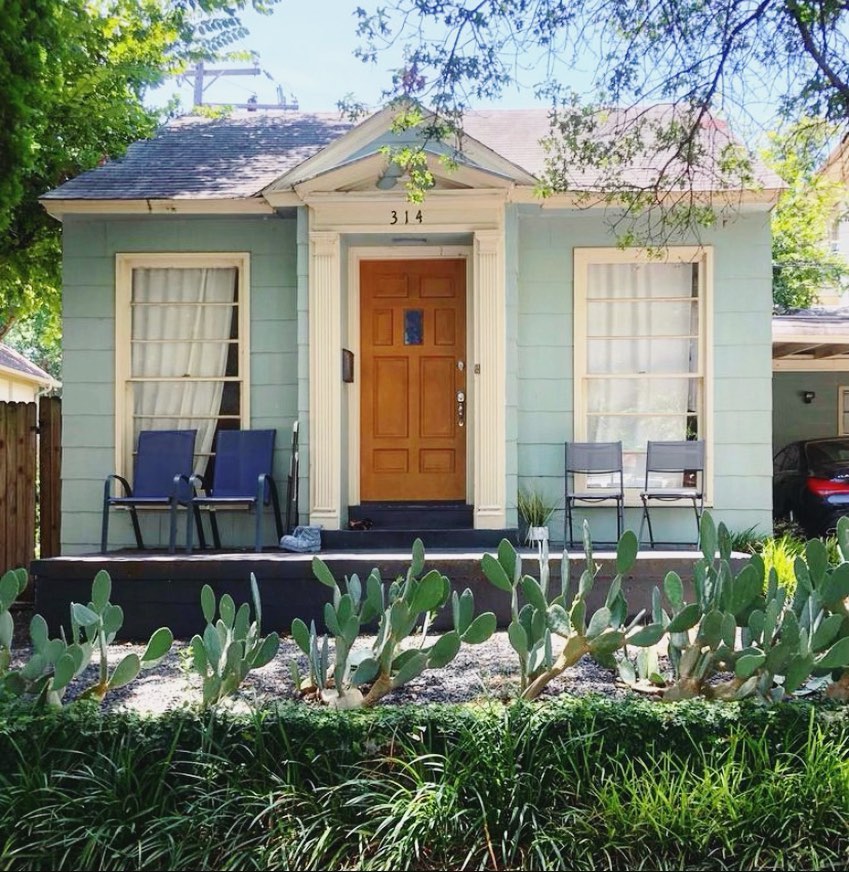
[360, 259, 467, 501]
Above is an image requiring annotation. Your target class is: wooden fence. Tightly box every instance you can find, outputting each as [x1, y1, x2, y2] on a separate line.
[0, 398, 61, 585]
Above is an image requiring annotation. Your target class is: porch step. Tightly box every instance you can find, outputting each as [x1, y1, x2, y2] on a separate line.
[321, 527, 518, 551]
[348, 501, 474, 530]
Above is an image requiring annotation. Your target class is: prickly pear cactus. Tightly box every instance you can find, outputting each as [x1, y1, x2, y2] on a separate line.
[2, 569, 172, 707]
[0, 568, 27, 677]
[70, 570, 173, 703]
[482, 522, 647, 700]
[623, 512, 849, 703]
[189, 574, 279, 708]
[292, 538, 496, 709]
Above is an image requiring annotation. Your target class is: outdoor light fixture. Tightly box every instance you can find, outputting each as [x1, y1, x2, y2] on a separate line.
[803, 390, 816, 404]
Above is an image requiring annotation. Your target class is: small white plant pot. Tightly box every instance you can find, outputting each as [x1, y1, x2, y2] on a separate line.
[527, 525, 550, 545]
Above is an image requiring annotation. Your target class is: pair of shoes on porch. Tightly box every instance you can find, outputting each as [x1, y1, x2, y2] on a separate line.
[280, 525, 322, 553]
[347, 518, 374, 531]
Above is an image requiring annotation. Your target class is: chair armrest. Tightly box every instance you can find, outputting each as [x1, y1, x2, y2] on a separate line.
[257, 472, 278, 506]
[104, 474, 132, 501]
[187, 473, 206, 496]
[171, 473, 199, 502]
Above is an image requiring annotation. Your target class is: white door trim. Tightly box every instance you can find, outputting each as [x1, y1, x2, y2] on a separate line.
[347, 246, 474, 508]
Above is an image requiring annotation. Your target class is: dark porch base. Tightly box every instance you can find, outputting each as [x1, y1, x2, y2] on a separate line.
[30, 548, 747, 642]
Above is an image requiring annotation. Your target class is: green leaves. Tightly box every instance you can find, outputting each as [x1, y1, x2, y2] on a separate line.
[201, 585, 216, 624]
[616, 530, 638, 575]
[461, 613, 496, 645]
[663, 572, 684, 607]
[312, 557, 339, 590]
[627, 622, 665, 648]
[667, 603, 701, 633]
[410, 570, 447, 614]
[141, 627, 173, 665]
[482, 553, 513, 593]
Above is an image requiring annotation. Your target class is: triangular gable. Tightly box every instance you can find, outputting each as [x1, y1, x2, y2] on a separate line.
[263, 104, 538, 195]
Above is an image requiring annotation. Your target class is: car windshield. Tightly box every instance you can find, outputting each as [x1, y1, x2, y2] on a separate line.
[806, 440, 849, 472]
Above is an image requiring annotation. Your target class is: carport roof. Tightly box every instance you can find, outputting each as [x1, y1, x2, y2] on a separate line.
[773, 307, 849, 364]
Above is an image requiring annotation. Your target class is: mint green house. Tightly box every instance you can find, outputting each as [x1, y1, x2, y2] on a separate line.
[42, 106, 780, 553]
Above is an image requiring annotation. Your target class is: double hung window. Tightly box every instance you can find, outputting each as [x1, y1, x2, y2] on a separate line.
[574, 247, 711, 491]
[115, 253, 249, 479]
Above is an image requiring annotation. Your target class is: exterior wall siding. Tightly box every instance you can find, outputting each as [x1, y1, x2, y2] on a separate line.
[515, 207, 774, 544]
[61, 204, 775, 551]
[61, 214, 299, 554]
[773, 370, 849, 451]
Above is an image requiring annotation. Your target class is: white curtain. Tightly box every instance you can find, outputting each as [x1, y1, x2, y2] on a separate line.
[131, 267, 237, 475]
[585, 262, 697, 485]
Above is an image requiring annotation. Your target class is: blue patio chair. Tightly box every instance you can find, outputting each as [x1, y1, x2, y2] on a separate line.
[638, 439, 705, 548]
[187, 429, 284, 552]
[101, 429, 197, 553]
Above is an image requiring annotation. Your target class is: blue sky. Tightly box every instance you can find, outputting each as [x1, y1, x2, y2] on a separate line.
[148, 1, 780, 153]
[150, 2, 580, 113]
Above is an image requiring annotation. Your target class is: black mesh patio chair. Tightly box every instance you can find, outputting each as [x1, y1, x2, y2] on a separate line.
[285, 420, 299, 534]
[564, 441, 625, 548]
[187, 429, 283, 552]
[639, 439, 705, 548]
[101, 429, 198, 554]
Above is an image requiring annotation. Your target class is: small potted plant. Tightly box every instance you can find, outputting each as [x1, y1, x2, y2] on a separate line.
[517, 487, 559, 545]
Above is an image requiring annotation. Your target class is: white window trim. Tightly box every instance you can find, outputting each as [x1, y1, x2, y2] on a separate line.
[114, 252, 251, 479]
[573, 245, 713, 504]
[839, 385, 849, 435]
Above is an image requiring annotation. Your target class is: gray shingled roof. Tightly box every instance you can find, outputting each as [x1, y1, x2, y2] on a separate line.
[43, 112, 355, 200]
[464, 105, 782, 192]
[44, 106, 781, 201]
[0, 343, 55, 386]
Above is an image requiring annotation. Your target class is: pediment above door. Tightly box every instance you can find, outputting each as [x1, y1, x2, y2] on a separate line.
[262, 105, 537, 205]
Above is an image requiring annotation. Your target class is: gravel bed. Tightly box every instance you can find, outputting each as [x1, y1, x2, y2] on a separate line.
[9, 618, 634, 713]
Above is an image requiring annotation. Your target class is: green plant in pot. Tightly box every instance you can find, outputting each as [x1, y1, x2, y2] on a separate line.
[518, 486, 559, 545]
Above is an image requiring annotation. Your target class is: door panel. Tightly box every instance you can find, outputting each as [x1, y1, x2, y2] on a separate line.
[361, 259, 466, 501]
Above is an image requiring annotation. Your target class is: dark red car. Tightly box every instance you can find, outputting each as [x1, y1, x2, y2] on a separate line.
[773, 437, 849, 537]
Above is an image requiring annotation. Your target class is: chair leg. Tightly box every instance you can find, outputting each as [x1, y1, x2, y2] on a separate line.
[193, 505, 207, 550]
[693, 497, 703, 546]
[565, 499, 574, 549]
[129, 507, 144, 550]
[168, 499, 179, 554]
[268, 478, 284, 541]
[101, 504, 110, 553]
[639, 498, 655, 549]
[616, 499, 623, 542]
[186, 505, 195, 554]
[209, 511, 222, 549]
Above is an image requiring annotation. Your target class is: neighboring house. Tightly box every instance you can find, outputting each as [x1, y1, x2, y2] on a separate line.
[773, 137, 849, 453]
[0, 342, 58, 402]
[41, 105, 780, 553]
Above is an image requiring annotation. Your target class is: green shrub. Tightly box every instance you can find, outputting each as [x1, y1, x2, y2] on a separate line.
[1, 698, 849, 870]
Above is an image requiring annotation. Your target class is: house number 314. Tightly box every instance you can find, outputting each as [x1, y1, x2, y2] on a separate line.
[390, 209, 423, 225]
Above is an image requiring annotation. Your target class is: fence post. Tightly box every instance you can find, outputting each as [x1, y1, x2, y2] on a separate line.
[38, 397, 62, 559]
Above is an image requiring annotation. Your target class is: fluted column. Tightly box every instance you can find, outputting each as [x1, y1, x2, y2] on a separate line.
[308, 230, 342, 529]
[473, 229, 506, 528]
